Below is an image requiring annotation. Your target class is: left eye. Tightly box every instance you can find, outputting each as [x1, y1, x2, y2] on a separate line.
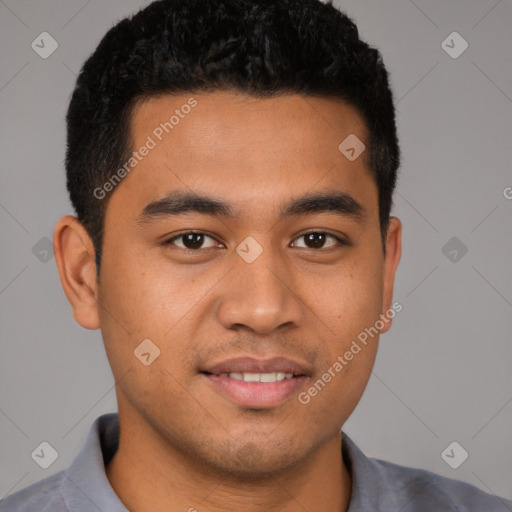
[291, 232, 343, 249]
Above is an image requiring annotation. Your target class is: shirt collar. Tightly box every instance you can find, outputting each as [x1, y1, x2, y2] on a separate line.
[341, 430, 402, 511]
[61, 413, 128, 512]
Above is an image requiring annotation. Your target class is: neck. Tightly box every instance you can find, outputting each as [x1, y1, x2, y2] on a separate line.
[106, 413, 352, 512]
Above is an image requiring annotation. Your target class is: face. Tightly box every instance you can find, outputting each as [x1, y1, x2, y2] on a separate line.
[56, 91, 401, 477]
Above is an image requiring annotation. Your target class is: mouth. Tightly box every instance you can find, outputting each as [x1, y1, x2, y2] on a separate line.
[202, 371, 303, 382]
[200, 356, 312, 408]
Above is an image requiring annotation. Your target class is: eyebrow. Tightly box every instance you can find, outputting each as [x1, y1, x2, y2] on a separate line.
[136, 190, 367, 225]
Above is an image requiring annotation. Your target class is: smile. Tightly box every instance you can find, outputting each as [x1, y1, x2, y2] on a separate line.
[202, 372, 307, 408]
[206, 371, 295, 382]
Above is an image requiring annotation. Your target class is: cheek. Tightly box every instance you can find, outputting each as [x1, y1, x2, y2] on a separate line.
[96, 253, 201, 410]
[301, 271, 382, 428]
[98, 247, 190, 333]
[97, 248, 219, 370]
[306, 255, 383, 397]
[308, 258, 384, 341]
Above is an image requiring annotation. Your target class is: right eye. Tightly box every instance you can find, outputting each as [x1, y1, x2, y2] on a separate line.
[162, 231, 222, 251]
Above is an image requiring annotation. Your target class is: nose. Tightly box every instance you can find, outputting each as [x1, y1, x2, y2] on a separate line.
[216, 243, 303, 335]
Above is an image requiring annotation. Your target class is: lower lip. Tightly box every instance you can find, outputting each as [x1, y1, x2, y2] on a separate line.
[202, 373, 307, 408]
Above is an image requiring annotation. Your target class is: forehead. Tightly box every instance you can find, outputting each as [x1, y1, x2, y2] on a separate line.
[131, 91, 368, 161]
[111, 91, 377, 221]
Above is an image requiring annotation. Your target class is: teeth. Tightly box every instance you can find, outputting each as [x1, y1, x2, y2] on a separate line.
[221, 372, 294, 382]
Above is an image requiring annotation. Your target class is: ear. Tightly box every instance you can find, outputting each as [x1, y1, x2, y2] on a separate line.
[379, 216, 402, 334]
[53, 215, 100, 330]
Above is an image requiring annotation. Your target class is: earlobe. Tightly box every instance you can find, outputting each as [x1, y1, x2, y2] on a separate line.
[53, 215, 100, 330]
[379, 216, 402, 334]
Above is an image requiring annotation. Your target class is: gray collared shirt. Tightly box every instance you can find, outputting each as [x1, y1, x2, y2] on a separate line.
[2, 412, 511, 511]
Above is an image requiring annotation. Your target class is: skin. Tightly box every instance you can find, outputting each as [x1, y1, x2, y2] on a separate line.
[54, 91, 401, 512]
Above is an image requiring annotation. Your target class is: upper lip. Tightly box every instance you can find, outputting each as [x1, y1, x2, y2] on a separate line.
[201, 356, 312, 376]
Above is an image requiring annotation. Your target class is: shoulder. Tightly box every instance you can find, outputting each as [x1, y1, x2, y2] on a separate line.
[341, 432, 512, 511]
[0, 471, 68, 512]
[372, 457, 512, 511]
[1, 413, 122, 512]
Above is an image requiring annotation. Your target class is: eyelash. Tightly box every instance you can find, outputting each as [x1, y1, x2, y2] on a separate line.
[162, 230, 348, 252]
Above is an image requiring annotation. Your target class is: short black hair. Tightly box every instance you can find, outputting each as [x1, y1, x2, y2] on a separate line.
[65, 0, 400, 272]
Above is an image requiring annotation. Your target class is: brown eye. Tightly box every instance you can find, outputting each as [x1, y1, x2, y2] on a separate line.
[164, 232, 219, 250]
[291, 232, 345, 249]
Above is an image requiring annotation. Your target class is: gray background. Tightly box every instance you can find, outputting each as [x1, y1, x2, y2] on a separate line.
[1, 0, 511, 502]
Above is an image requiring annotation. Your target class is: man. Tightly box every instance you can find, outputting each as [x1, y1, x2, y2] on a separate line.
[2, 0, 511, 510]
